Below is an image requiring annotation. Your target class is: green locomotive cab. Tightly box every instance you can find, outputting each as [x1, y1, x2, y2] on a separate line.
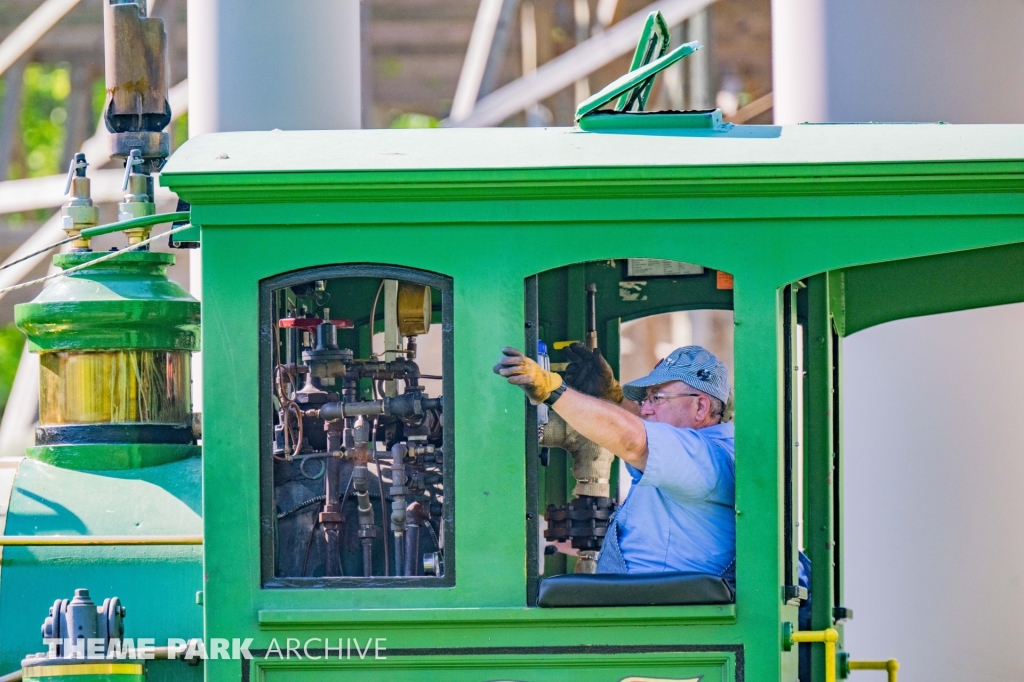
[154, 94, 1024, 679]
[7, 17, 1024, 682]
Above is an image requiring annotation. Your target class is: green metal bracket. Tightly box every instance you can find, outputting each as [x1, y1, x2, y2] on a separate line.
[838, 652, 851, 679]
[782, 621, 795, 652]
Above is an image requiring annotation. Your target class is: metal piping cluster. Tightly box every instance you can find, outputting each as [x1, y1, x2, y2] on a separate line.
[272, 280, 445, 580]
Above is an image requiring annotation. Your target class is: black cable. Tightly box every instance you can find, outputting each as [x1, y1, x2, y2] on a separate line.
[283, 487, 382, 522]
[338, 467, 357, 516]
[424, 518, 440, 549]
[277, 495, 325, 520]
[0, 235, 76, 273]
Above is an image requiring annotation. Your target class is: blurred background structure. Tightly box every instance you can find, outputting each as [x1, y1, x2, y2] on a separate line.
[0, 0, 771, 420]
[2, 0, 1020, 678]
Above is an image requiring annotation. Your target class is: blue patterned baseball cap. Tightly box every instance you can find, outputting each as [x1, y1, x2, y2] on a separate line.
[623, 346, 730, 403]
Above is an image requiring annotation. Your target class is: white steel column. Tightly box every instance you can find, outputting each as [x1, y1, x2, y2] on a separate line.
[187, 0, 361, 134]
[186, 0, 362, 412]
[773, 0, 1024, 124]
[772, 1, 1024, 678]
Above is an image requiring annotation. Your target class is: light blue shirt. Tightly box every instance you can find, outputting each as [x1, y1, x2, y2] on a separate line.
[615, 421, 735, 574]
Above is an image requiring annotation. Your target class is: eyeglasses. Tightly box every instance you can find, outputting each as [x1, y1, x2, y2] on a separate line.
[640, 393, 700, 407]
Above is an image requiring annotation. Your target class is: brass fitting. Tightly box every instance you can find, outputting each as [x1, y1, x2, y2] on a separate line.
[61, 154, 99, 249]
[118, 172, 156, 244]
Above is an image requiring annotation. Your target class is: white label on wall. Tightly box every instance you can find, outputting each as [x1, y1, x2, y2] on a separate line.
[627, 259, 705, 277]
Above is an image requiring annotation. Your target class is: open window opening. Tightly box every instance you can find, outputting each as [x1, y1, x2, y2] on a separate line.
[259, 265, 453, 588]
[525, 258, 735, 607]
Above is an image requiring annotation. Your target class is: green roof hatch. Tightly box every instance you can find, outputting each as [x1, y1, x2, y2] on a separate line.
[575, 11, 727, 132]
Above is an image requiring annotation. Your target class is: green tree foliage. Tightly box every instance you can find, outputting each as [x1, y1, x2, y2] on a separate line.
[0, 325, 24, 417]
[20, 63, 71, 178]
[390, 112, 439, 129]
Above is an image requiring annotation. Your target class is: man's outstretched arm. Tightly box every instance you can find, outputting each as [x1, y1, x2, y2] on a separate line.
[552, 387, 648, 470]
[493, 347, 648, 469]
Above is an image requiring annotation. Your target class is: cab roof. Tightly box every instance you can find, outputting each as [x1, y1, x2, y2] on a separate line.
[162, 124, 1024, 177]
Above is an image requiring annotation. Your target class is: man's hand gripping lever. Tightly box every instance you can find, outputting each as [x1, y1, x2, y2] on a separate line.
[493, 347, 564, 405]
[563, 342, 624, 404]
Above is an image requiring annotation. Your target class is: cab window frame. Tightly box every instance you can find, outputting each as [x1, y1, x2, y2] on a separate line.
[258, 263, 455, 590]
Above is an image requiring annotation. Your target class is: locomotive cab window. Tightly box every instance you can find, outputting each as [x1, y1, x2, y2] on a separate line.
[260, 266, 452, 588]
[520, 259, 735, 607]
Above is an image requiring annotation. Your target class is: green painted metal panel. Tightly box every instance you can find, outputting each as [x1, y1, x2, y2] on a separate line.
[839, 241, 1024, 336]
[250, 650, 735, 681]
[804, 274, 836, 680]
[26, 444, 200, 471]
[0, 457, 203, 679]
[15, 252, 199, 353]
[152, 123, 1024, 682]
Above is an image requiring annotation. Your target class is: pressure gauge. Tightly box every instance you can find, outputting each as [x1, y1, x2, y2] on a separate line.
[397, 282, 431, 336]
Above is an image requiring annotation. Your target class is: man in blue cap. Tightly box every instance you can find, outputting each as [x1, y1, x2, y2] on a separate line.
[493, 343, 734, 580]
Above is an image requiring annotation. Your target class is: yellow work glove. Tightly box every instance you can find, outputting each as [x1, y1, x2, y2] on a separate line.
[493, 347, 563, 405]
[563, 342, 624, 404]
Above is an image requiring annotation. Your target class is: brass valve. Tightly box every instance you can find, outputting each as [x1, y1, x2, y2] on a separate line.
[118, 150, 156, 244]
[61, 153, 99, 250]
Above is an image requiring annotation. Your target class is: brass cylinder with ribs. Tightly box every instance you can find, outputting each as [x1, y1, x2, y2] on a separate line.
[39, 350, 191, 426]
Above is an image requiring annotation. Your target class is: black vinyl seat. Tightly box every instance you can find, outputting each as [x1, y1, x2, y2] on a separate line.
[537, 571, 735, 607]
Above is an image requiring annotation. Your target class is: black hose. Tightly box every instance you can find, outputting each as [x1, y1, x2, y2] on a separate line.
[278, 495, 325, 520]
[424, 518, 440, 549]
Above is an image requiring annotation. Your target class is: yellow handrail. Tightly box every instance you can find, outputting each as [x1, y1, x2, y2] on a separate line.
[784, 626, 839, 682]
[0, 536, 202, 546]
[849, 659, 899, 682]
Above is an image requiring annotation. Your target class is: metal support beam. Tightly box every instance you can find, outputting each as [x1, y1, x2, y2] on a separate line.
[0, 78, 187, 216]
[0, 237, 69, 463]
[60, 61, 92, 172]
[0, 169, 177, 215]
[684, 8, 711, 109]
[595, 0, 620, 30]
[725, 91, 773, 124]
[0, 343, 37, 459]
[444, 0, 716, 128]
[573, 0, 592, 105]
[0, 212, 64, 301]
[451, 0, 507, 122]
[478, 0, 521, 99]
[0, 0, 82, 78]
